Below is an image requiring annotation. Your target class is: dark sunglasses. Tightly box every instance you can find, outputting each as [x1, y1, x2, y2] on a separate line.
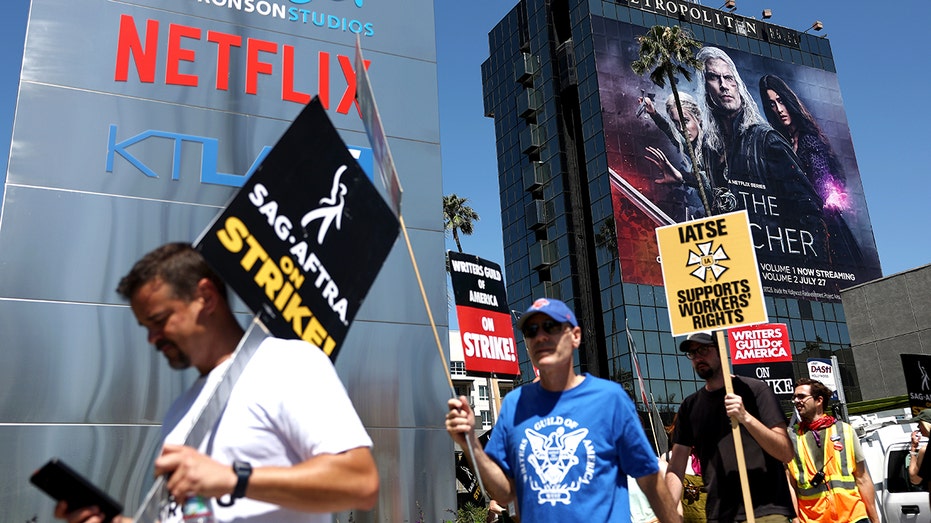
[521, 319, 566, 338]
[685, 345, 715, 360]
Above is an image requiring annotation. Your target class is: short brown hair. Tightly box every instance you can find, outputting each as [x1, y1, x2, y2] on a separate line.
[796, 377, 832, 408]
[116, 242, 227, 302]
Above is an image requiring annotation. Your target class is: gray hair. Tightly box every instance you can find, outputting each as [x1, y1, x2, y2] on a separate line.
[664, 92, 704, 165]
[695, 46, 766, 152]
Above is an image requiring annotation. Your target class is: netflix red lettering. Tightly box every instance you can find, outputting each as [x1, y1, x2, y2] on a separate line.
[113, 14, 370, 115]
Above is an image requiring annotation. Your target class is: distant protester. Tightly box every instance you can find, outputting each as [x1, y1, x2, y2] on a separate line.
[908, 409, 931, 506]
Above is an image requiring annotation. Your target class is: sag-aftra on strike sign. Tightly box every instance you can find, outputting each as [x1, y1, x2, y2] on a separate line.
[656, 210, 767, 337]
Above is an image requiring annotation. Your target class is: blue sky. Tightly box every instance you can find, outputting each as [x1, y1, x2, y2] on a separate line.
[1, 0, 928, 290]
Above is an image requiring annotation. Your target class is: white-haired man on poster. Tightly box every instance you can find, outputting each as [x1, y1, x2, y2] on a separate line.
[695, 46, 827, 269]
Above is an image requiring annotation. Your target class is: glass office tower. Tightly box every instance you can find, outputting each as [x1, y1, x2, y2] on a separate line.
[482, 0, 882, 415]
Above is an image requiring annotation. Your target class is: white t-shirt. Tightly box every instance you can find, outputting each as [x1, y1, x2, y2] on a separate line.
[161, 337, 373, 523]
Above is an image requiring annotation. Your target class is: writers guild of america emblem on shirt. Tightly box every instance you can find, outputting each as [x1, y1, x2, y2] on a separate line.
[521, 424, 594, 506]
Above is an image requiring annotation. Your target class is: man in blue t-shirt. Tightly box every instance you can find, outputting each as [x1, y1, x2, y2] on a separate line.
[446, 298, 679, 522]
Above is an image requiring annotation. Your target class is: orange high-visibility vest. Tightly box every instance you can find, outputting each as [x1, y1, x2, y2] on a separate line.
[788, 421, 869, 522]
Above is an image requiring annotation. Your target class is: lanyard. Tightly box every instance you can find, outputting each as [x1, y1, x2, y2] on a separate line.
[134, 318, 269, 522]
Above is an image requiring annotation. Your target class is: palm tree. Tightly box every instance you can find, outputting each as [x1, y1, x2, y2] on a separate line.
[443, 193, 480, 253]
[631, 25, 710, 214]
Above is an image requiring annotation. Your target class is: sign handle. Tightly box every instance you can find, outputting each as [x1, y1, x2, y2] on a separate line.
[489, 374, 502, 425]
[716, 330, 755, 523]
[398, 215, 489, 503]
[831, 355, 849, 423]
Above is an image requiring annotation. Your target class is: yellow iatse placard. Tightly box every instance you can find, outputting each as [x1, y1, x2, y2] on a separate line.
[656, 210, 767, 337]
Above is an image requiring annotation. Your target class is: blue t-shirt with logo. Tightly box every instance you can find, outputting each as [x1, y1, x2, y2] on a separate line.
[484, 374, 659, 522]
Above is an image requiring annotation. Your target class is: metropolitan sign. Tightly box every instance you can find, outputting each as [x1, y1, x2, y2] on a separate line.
[656, 210, 767, 337]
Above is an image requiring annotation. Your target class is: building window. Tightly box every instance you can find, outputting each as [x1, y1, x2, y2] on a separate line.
[479, 385, 489, 401]
[450, 361, 466, 376]
[454, 384, 471, 398]
[481, 410, 492, 428]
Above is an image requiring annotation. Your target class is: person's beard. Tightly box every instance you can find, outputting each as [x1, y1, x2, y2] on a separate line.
[696, 365, 714, 380]
[157, 339, 192, 370]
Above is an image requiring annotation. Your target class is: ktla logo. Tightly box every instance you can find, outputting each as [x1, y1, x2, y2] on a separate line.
[106, 125, 373, 188]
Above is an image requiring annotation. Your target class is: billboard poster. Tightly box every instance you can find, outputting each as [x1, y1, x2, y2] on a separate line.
[901, 354, 931, 417]
[196, 98, 399, 360]
[729, 323, 794, 399]
[448, 251, 520, 377]
[656, 210, 767, 336]
[592, 16, 882, 302]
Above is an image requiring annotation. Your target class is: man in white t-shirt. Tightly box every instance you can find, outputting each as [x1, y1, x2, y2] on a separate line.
[54, 242, 379, 523]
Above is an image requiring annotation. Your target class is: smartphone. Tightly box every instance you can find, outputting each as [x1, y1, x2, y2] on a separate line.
[30, 458, 123, 522]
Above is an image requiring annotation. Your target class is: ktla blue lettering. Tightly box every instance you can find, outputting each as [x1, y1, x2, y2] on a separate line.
[106, 125, 373, 187]
[106, 125, 270, 187]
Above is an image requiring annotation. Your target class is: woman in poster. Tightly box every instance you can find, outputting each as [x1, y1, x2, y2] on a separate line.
[639, 92, 707, 221]
[759, 74, 863, 266]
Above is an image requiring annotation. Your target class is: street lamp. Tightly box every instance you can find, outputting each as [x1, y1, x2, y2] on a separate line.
[802, 20, 824, 34]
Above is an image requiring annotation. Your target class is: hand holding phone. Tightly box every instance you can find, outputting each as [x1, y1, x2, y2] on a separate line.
[30, 458, 123, 522]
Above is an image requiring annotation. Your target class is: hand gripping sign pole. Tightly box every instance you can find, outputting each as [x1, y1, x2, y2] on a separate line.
[354, 36, 489, 502]
[656, 210, 769, 523]
[134, 319, 269, 522]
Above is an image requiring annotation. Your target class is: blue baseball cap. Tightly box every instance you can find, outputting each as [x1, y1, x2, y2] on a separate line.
[516, 298, 578, 330]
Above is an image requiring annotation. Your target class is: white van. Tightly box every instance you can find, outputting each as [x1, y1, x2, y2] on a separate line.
[881, 440, 929, 522]
[857, 417, 930, 522]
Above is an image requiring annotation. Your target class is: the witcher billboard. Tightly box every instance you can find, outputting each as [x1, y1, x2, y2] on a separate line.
[592, 16, 882, 302]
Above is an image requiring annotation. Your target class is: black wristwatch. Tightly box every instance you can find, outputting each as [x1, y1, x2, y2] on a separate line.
[217, 460, 252, 507]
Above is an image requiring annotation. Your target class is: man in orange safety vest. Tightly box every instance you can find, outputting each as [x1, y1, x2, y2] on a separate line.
[787, 378, 878, 523]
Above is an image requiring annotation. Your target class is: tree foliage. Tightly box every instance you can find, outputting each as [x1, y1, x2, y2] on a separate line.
[631, 25, 710, 214]
[443, 194, 480, 253]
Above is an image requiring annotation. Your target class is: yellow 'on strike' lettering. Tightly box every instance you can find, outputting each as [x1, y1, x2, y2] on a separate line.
[216, 215, 337, 354]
